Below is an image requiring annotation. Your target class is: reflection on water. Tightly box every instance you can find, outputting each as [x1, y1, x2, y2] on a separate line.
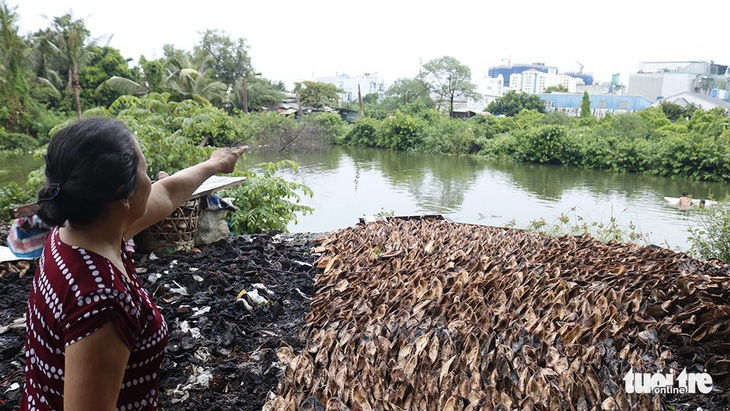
[0, 152, 42, 187]
[245, 146, 730, 251]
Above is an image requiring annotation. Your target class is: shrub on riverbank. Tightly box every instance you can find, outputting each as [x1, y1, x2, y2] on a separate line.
[688, 199, 730, 261]
[0, 130, 38, 151]
[342, 104, 730, 183]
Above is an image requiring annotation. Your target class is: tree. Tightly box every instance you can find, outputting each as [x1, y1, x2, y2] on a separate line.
[43, 13, 96, 118]
[580, 91, 592, 118]
[0, 0, 31, 131]
[386, 77, 432, 105]
[294, 81, 342, 108]
[543, 85, 568, 93]
[96, 56, 166, 98]
[193, 29, 252, 86]
[166, 66, 227, 105]
[79, 46, 133, 109]
[231, 76, 284, 112]
[27, 27, 64, 106]
[486, 90, 545, 117]
[362, 93, 379, 105]
[419, 56, 480, 115]
[162, 49, 227, 104]
[659, 101, 686, 122]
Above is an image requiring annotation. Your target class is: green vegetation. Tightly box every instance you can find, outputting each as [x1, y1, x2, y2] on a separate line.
[510, 206, 650, 245]
[688, 200, 730, 261]
[418, 56, 480, 115]
[580, 91, 592, 119]
[338, 104, 730, 183]
[294, 81, 342, 108]
[224, 161, 314, 234]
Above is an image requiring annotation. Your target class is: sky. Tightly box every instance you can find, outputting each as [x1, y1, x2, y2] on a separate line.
[12, 0, 730, 90]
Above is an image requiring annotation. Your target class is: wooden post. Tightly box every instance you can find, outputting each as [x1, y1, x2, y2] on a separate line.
[242, 77, 249, 113]
[358, 84, 364, 117]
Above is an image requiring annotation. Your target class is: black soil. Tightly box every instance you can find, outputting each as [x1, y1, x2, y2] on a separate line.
[0, 230, 322, 411]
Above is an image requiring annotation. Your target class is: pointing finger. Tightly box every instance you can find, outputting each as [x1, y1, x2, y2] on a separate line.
[235, 146, 250, 156]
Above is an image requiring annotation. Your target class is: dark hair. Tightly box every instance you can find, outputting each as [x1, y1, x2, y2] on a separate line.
[36, 117, 139, 226]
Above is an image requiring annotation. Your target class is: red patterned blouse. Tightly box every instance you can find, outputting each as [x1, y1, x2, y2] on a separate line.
[21, 227, 168, 411]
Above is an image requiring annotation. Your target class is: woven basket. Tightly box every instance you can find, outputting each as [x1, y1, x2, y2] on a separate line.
[134, 198, 201, 253]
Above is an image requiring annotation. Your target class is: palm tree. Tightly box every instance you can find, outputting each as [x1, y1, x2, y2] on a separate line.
[43, 13, 95, 119]
[97, 75, 149, 96]
[98, 54, 227, 106]
[164, 53, 227, 104]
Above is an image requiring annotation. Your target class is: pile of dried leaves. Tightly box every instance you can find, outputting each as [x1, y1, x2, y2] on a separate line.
[265, 219, 730, 410]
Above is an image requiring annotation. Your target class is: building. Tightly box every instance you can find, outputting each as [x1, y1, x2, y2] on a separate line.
[488, 63, 558, 88]
[538, 93, 653, 118]
[510, 69, 585, 94]
[487, 62, 593, 93]
[659, 92, 730, 113]
[316, 73, 386, 103]
[577, 82, 626, 96]
[628, 61, 730, 102]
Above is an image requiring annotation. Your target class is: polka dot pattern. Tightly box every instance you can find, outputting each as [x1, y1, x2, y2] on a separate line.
[21, 227, 168, 410]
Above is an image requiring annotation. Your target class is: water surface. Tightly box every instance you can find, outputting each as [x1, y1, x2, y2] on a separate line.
[245, 146, 730, 251]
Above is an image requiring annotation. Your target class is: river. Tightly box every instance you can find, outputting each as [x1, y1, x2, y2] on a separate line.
[245, 146, 730, 252]
[3, 146, 729, 252]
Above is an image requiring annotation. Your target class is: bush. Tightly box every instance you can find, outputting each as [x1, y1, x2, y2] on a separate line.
[224, 161, 314, 234]
[419, 117, 476, 155]
[308, 112, 348, 143]
[342, 117, 381, 146]
[688, 201, 730, 262]
[513, 124, 568, 164]
[476, 132, 517, 159]
[379, 110, 422, 150]
[242, 112, 299, 145]
[0, 182, 36, 220]
[0, 131, 39, 151]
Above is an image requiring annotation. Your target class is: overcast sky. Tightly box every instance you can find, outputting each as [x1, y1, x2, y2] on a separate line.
[12, 0, 730, 89]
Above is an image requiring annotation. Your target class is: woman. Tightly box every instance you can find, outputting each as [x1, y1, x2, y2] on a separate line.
[21, 117, 247, 410]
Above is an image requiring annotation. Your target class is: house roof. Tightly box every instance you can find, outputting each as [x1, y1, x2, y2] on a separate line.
[661, 92, 730, 110]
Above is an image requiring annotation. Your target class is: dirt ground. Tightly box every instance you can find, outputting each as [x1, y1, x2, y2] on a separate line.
[0, 228, 322, 411]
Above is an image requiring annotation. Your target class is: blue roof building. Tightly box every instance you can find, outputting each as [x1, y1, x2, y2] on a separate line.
[538, 93, 653, 118]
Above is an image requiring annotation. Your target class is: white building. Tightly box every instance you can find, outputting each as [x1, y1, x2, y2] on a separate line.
[316, 73, 386, 103]
[508, 69, 584, 94]
[628, 61, 730, 102]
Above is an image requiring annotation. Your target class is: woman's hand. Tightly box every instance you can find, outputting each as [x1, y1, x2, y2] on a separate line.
[209, 146, 249, 174]
[124, 145, 249, 241]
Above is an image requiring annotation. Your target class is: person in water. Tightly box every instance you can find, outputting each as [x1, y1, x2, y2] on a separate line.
[678, 192, 692, 211]
[21, 117, 248, 411]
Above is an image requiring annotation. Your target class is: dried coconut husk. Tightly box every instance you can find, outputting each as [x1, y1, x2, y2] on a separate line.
[264, 219, 730, 411]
